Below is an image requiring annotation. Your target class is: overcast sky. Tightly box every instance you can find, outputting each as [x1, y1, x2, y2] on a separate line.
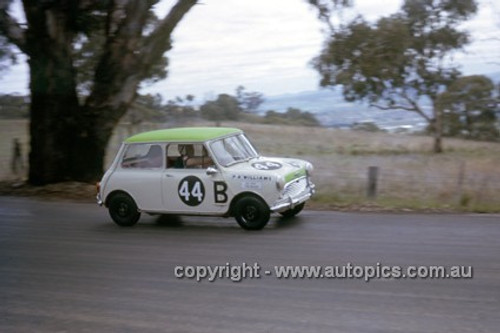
[0, 0, 498, 102]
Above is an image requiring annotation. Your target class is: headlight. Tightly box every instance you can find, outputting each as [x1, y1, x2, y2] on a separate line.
[276, 175, 286, 190]
[305, 162, 314, 176]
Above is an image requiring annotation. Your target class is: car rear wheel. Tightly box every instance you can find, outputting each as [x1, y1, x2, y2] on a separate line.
[234, 196, 270, 230]
[108, 193, 140, 226]
[279, 203, 305, 218]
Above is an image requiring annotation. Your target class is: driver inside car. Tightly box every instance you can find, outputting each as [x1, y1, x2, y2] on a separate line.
[175, 144, 213, 169]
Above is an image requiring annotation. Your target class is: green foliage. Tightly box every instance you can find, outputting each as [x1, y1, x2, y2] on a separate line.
[235, 86, 265, 113]
[437, 75, 499, 141]
[307, 0, 353, 25]
[200, 94, 242, 123]
[311, 0, 479, 152]
[110, 93, 200, 124]
[264, 107, 320, 127]
[124, 94, 165, 124]
[313, 0, 477, 105]
[163, 95, 199, 121]
[0, 0, 198, 184]
[72, 4, 168, 95]
[161, 89, 320, 127]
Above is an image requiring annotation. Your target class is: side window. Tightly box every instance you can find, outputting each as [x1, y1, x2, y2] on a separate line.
[121, 144, 164, 169]
[167, 143, 214, 169]
[166, 144, 182, 169]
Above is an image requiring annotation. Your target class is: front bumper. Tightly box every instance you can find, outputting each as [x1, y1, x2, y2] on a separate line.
[270, 177, 315, 212]
[96, 193, 103, 206]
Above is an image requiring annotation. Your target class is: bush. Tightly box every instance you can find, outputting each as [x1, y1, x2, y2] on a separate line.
[263, 108, 320, 127]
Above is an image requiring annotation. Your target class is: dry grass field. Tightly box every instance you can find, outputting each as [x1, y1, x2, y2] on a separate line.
[2, 119, 500, 212]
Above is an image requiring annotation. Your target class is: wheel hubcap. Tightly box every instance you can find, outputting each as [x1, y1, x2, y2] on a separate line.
[243, 206, 257, 221]
[117, 203, 129, 217]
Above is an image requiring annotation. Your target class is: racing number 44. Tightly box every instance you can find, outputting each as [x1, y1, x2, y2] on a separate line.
[177, 176, 205, 206]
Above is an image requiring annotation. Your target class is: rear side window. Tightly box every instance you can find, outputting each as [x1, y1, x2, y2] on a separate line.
[121, 144, 164, 169]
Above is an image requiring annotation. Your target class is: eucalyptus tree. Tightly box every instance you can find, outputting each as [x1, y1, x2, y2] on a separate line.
[0, 0, 197, 184]
[437, 75, 499, 140]
[310, 0, 478, 152]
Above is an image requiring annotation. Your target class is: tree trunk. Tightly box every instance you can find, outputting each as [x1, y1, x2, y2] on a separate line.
[25, 3, 80, 185]
[69, 115, 117, 183]
[28, 61, 80, 185]
[72, 84, 139, 183]
[433, 129, 443, 153]
[11, 0, 197, 185]
[431, 105, 444, 153]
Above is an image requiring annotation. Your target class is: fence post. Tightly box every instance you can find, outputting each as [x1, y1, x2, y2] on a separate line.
[455, 161, 465, 206]
[367, 166, 379, 199]
[11, 138, 24, 177]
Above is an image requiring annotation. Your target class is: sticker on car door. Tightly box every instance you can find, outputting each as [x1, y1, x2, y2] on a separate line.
[178, 176, 205, 206]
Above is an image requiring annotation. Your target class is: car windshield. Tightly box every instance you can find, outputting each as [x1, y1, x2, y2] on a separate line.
[210, 134, 259, 167]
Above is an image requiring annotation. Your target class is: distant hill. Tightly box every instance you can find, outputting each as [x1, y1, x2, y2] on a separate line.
[260, 72, 500, 131]
[259, 89, 428, 131]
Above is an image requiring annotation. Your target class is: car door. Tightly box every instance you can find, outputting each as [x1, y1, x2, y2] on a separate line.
[162, 143, 230, 214]
[114, 143, 164, 211]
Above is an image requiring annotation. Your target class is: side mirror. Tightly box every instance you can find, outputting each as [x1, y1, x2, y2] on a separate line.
[206, 166, 218, 176]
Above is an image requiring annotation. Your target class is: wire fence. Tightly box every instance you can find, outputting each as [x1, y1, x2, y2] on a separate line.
[314, 165, 500, 209]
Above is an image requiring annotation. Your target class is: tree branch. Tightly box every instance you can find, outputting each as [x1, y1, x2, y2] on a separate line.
[307, 0, 353, 32]
[139, 0, 197, 73]
[400, 91, 432, 122]
[370, 91, 432, 123]
[84, 0, 197, 130]
[370, 103, 416, 112]
[105, 0, 127, 38]
[0, 0, 27, 52]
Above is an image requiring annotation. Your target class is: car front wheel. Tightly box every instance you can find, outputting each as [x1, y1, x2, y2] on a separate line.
[108, 193, 141, 227]
[234, 196, 270, 230]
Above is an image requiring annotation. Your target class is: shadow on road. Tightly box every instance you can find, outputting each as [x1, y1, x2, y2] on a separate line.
[149, 213, 305, 230]
[155, 214, 184, 227]
[273, 215, 304, 229]
[92, 213, 304, 231]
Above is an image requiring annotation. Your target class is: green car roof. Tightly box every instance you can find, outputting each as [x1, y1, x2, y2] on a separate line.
[125, 127, 242, 143]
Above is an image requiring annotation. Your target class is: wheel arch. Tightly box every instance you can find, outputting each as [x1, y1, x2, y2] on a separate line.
[104, 190, 136, 208]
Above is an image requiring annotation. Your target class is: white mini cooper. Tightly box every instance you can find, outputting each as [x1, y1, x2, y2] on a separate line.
[97, 127, 315, 230]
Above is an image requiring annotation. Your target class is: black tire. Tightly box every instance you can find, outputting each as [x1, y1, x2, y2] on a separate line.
[279, 203, 305, 218]
[234, 196, 270, 230]
[108, 193, 140, 226]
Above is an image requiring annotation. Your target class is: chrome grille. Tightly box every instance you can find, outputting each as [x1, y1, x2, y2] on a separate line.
[283, 177, 307, 197]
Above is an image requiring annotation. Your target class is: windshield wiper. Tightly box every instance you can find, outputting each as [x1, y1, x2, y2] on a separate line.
[242, 155, 259, 163]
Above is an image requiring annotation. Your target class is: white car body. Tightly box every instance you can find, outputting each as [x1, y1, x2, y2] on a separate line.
[97, 127, 315, 230]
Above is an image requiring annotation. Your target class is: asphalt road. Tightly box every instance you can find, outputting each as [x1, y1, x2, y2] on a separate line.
[0, 196, 499, 333]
